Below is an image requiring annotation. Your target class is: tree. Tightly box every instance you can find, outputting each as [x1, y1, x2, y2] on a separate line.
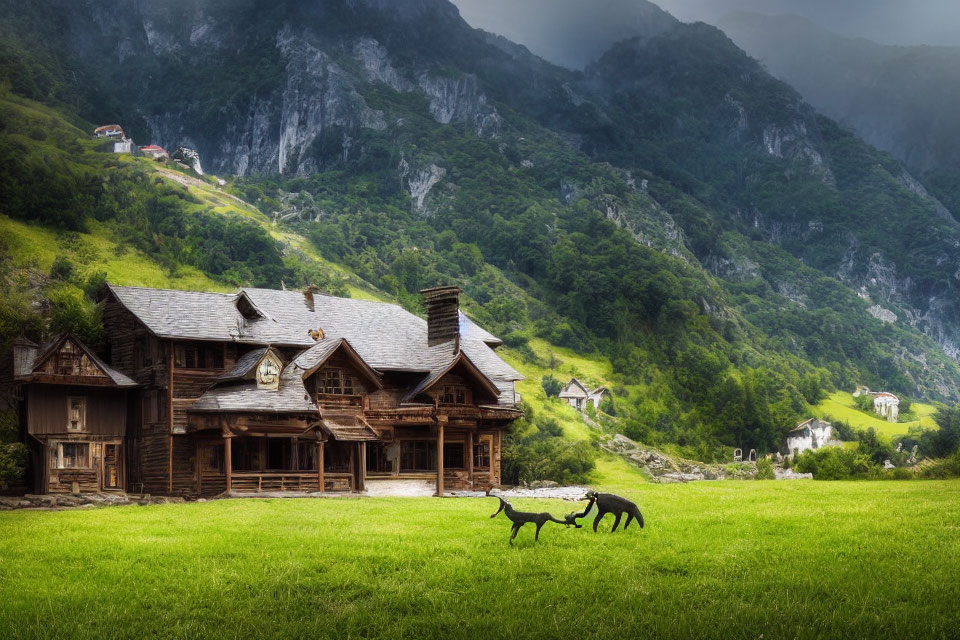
[541, 375, 562, 398]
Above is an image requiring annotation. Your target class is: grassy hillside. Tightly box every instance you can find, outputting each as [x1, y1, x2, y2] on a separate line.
[813, 391, 939, 438]
[2, 481, 959, 638]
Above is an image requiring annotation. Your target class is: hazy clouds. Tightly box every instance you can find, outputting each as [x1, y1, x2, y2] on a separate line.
[656, 0, 960, 46]
[452, 0, 960, 70]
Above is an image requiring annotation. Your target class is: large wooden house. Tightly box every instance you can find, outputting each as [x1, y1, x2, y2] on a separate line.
[10, 285, 523, 497]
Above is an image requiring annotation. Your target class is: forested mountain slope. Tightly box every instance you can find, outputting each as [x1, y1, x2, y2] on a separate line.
[1, 0, 958, 461]
[717, 12, 960, 216]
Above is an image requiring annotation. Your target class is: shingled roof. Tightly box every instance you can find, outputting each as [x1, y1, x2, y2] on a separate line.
[192, 362, 316, 413]
[106, 284, 523, 390]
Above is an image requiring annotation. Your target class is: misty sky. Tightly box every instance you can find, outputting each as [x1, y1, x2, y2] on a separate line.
[453, 0, 960, 58]
[657, 0, 960, 46]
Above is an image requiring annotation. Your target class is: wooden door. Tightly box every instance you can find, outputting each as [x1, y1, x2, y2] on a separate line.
[103, 444, 121, 490]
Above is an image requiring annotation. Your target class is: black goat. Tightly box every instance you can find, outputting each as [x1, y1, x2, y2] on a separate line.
[490, 496, 567, 544]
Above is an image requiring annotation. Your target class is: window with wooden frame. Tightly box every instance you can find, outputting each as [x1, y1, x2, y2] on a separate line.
[67, 397, 85, 431]
[473, 441, 491, 469]
[135, 335, 153, 368]
[51, 442, 91, 469]
[174, 343, 225, 370]
[55, 341, 82, 376]
[321, 368, 354, 395]
[400, 440, 436, 472]
[443, 442, 465, 469]
[439, 385, 468, 405]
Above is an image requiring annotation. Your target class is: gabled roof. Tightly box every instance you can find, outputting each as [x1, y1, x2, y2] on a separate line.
[295, 338, 383, 389]
[402, 351, 501, 404]
[459, 311, 502, 347]
[559, 377, 589, 397]
[20, 333, 137, 387]
[789, 418, 831, 434]
[105, 284, 523, 393]
[220, 347, 269, 381]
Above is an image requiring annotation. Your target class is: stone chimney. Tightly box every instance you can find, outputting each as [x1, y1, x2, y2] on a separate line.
[421, 286, 462, 347]
[303, 285, 320, 312]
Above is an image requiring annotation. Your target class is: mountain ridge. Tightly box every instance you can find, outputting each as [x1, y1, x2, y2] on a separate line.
[1, 0, 959, 463]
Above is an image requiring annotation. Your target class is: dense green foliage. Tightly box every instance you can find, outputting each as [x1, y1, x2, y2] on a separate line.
[501, 401, 596, 485]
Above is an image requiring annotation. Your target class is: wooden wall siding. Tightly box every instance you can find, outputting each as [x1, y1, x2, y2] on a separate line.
[49, 469, 100, 494]
[171, 435, 197, 496]
[367, 389, 404, 410]
[26, 386, 127, 436]
[138, 421, 170, 494]
[102, 301, 142, 376]
[44, 439, 122, 493]
[172, 369, 228, 432]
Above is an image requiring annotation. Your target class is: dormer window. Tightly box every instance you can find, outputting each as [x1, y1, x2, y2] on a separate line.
[321, 368, 354, 395]
[236, 293, 265, 320]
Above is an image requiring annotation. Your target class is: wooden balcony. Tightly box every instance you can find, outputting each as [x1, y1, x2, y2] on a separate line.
[316, 393, 365, 410]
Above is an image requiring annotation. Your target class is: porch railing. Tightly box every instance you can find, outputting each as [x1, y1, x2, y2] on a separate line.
[230, 471, 355, 492]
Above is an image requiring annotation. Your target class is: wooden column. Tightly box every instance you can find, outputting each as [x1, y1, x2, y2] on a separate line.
[318, 441, 325, 493]
[168, 341, 175, 495]
[349, 444, 355, 492]
[436, 422, 445, 496]
[359, 442, 367, 492]
[224, 435, 233, 493]
[196, 441, 202, 497]
[495, 430, 501, 487]
[466, 431, 474, 488]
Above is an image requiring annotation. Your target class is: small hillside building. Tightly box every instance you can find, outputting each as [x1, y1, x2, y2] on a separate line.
[140, 145, 169, 159]
[872, 393, 900, 422]
[558, 378, 610, 412]
[786, 418, 834, 456]
[94, 125, 125, 139]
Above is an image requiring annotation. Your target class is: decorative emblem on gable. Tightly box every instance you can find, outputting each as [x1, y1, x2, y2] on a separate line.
[257, 352, 282, 390]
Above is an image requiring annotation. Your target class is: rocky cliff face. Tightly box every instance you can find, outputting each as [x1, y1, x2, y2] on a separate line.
[58, 0, 499, 176]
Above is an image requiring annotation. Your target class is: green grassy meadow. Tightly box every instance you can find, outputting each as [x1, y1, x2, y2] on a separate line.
[813, 391, 939, 438]
[2, 481, 959, 639]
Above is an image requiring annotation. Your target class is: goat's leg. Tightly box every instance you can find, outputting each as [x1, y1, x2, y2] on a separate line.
[509, 522, 521, 545]
[593, 510, 605, 532]
[535, 522, 544, 541]
[624, 513, 634, 530]
[611, 512, 622, 532]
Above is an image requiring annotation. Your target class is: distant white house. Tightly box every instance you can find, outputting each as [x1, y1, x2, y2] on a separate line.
[872, 392, 900, 422]
[94, 124, 125, 139]
[558, 378, 610, 412]
[140, 145, 169, 159]
[786, 418, 834, 456]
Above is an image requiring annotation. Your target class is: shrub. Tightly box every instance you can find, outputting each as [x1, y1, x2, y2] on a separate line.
[794, 446, 881, 480]
[540, 374, 562, 398]
[755, 457, 775, 480]
[599, 395, 617, 416]
[50, 255, 74, 281]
